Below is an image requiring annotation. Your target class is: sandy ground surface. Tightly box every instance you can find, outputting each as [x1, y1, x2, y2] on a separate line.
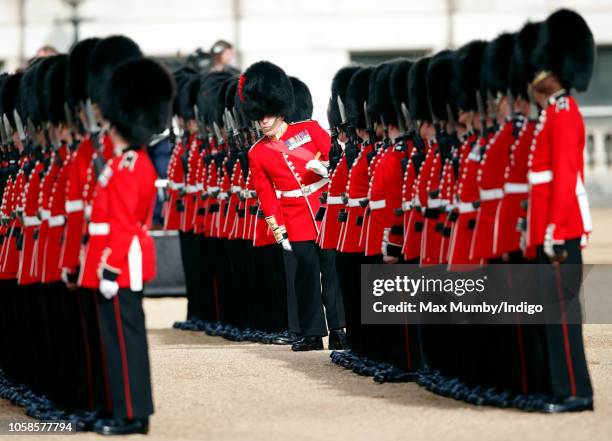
[2, 209, 612, 441]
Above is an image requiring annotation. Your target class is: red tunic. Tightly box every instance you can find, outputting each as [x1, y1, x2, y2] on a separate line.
[527, 94, 591, 252]
[364, 146, 406, 257]
[79, 148, 157, 290]
[471, 121, 513, 261]
[43, 152, 71, 283]
[317, 153, 348, 250]
[337, 143, 373, 253]
[494, 117, 534, 256]
[247, 120, 331, 242]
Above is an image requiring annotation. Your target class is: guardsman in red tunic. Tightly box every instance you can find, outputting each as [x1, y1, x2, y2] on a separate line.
[402, 58, 434, 262]
[420, 51, 457, 267]
[447, 41, 488, 271]
[79, 58, 174, 435]
[522, 9, 594, 413]
[242, 61, 345, 351]
[470, 34, 516, 263]
[494, 23, 540, 262]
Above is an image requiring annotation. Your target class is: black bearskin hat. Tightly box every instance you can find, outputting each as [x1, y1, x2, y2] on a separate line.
[531, 9, 595, 91]
[453, 40, 487, 112]
[408, 57, 432, 123]
[329, 65, 361, 129]
[214, 76, 238, 127]
[36, 55, 64, 124]
[389, 59, 413, 126]
[225, 78, 238, 114]
[66, 38, 100, 108]
[198, 71, 232, 126]
[426, 50, 456, 122]
[239, 61, 294, 121]
[481, 33, 515, 98]
[0, 73, 23, 128]
[173, 66, 198, 117]
[288, 76, 313, 123]
[345, 67, 373, 130]
[176, 75, 200, 120]
[43, 54, 68, 125]
[100, 58, 175, 145]
[16, 60, 42, 126]
[87, 35, 142, 105]
[368, 62, 397, 126]
[510, 22, 541, 100]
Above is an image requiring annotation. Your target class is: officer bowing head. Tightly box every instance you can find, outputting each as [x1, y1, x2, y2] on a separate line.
[529, 8, 595, 108]
[239, 61, 295, 138]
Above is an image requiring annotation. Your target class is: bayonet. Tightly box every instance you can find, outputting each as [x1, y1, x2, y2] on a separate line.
[84, 99, 100, 135]
[446, 104, 457, 135]
[13, 110, 26, 142]
[476, 90, 487, 136]
[507, 88, 517, 120]
[2, 115, 13, 140]
[337, 96, 347, 125]
[401, 102, 414, 133]
[84, 99, 106, 177]
[363, 101, 372, 132]
[0, 118, 7, 146]
[213, 121, 224, 146]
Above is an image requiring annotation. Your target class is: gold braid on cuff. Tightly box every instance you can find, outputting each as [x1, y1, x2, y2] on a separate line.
[265, 215, 288, 243]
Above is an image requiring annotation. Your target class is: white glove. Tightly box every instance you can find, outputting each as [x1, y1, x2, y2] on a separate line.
[306, 159, 329, 178]
[544, 223, 564, 259]
[61, 268, 70, 284]
[99, 279, 119, 300]
[280, 238, 293, 252]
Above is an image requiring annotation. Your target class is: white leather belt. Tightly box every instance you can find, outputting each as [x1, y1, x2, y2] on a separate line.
[504, 182, 528, 194]
[196, 183, 204, 191]
[369, 199, 386, 210]
[168, 181, 184, 190]
[23, 216, 41, 227]
[155, 179, 168, 189]
[326, 196, 344, 205]
[185, 184, 199, 194]
[458, 202, 477, 213]
[347, 198, 365, 207]
[208, 186, 220, 193]
[479, 188, 504, 201]
[402, 201, 412, 211]
[39, 209, 51, 220]
[65, 199, 84, 213]
[528, 170, 553, 185]
[217, 192, 229, 200]
[48, 215, 65, 227]
[276, 178, 329, 198]
[231, 186, 242, 193]
[427, 198, 445, 209]
[88, 222, 110, 236]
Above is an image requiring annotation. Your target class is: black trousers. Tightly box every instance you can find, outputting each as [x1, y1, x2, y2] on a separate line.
[178, 231, 204, 321]
[282, 241, 345, 337]
[251, 244, 289, 333]
[336, 252, 365, 353]
[535, 238, 593, 398]
[97, 289, 154, 419]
